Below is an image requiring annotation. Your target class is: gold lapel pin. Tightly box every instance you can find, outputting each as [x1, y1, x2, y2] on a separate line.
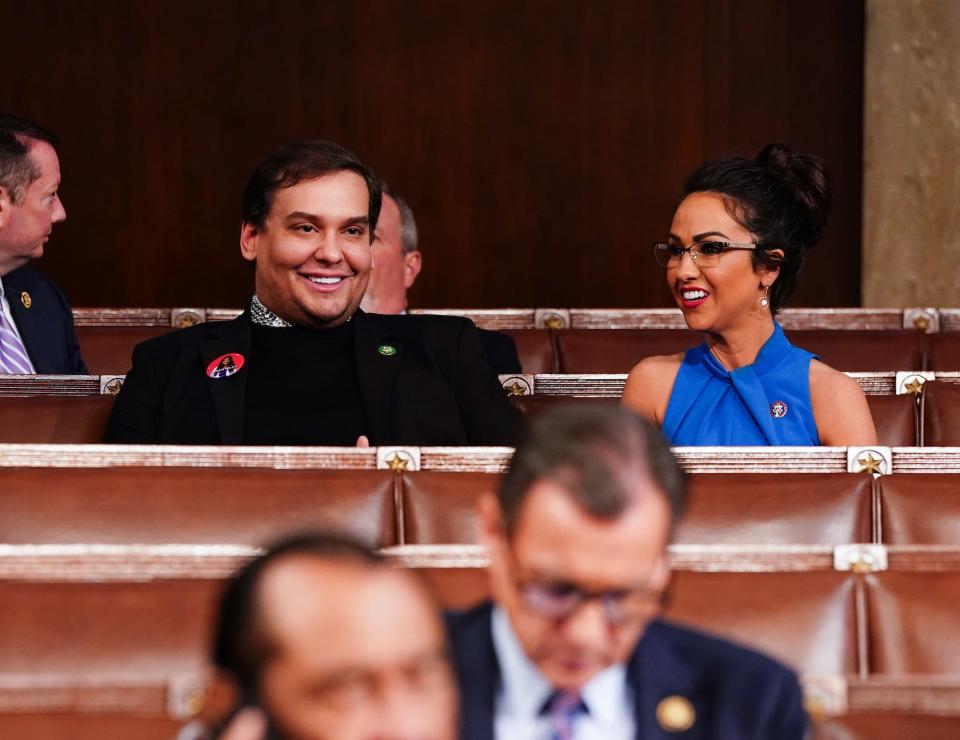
[656, 695, 695, 732]
[20, 291, 32, 309]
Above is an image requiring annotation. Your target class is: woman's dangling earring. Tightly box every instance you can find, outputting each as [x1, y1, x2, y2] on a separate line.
[758, 285, 770, 309]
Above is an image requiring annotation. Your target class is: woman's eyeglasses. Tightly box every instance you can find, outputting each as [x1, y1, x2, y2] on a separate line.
[652, 240, 758, 269]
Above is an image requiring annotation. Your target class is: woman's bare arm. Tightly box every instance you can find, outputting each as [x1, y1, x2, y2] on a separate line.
[810, 361, 878, 446]
[621, 354, 683, 428]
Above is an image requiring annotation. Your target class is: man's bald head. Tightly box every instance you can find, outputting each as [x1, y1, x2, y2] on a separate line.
[212, 533, 456, 740]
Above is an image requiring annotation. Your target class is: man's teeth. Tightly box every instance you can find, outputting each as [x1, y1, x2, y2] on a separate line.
[682, 289, 708, 300]
[309, 277, 344, 284]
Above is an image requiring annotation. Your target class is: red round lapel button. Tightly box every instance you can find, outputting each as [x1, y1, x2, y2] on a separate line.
[207, 353, 245, 379]
[770, 400, 788, 419]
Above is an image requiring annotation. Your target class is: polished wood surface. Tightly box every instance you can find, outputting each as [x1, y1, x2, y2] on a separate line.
[4, 0, 863, 308]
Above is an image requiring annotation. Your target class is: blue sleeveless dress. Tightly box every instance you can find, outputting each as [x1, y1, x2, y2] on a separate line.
[662, 323, 821, 446]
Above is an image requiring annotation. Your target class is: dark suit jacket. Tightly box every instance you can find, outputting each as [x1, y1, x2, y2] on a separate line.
[477, 329, 521, 375]
[446, 603, 807, 740]
[2, 266, 87, 374]
[103, 310, 520, 445]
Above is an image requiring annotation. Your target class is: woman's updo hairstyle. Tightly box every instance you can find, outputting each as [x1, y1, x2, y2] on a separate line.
[682, 144, 831, 313]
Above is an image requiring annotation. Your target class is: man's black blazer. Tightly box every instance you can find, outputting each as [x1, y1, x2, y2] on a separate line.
[477, 329, 521, 375]
[2, 266, 87, 374]
[446, 602, 807, 740]
[103, 310, 520, 445]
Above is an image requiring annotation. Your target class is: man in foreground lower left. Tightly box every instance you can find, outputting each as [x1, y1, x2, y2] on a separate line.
[188, 532, 457, 740]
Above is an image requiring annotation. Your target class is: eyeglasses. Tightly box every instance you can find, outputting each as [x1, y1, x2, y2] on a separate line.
[519, 580, 663, 625]
[652, 240, 758, 269]
[503, 544, 663, 625]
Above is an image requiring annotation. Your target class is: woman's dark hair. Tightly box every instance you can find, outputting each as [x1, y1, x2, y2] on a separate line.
[241, 139, 382, 236]
[683, 143, 831, 313]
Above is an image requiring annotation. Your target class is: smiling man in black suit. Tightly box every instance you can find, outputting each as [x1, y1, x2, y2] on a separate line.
[0, 114, 86, 375]
[104, 139, 518, 445]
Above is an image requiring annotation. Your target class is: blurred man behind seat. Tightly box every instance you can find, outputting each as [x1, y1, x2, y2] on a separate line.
[205, 532, 458, 740]
[448, 404, 807, 739]
[361, 184, 521, 375]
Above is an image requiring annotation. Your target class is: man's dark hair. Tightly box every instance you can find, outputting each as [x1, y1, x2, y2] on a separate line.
[0, 114, 59, 204]
[212, 531, 382, 702]
[683, 143, 831, 314]
[241, 139, 382, 236]
[498, 403, 686, 535]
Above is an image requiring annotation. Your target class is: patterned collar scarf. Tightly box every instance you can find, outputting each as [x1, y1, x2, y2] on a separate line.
[249, 295, 293, 328]
[249, 295, 356, 328]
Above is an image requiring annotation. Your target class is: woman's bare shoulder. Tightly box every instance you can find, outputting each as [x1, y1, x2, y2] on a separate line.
[628, 352, 685, 379]
[809, 358, 862, 395]
[623, 353, 685, 424]
[809, 359, 878, 445]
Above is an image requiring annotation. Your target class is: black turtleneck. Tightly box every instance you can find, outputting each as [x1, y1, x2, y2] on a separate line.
[243, 319, 368, 445]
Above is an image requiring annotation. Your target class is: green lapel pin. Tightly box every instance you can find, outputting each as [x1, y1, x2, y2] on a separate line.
[378, 344, 397, 357]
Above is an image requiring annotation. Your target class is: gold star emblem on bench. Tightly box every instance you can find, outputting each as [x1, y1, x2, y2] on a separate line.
[103, 378, 125, 395]
[857, 453, 884, 475]
[903, 377, 925, 396]
[385, 454, 410, 472]
[505, 381, 527, 396]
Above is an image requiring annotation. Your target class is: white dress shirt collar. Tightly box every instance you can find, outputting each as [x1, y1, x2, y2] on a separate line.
[491, 606, 636, 739]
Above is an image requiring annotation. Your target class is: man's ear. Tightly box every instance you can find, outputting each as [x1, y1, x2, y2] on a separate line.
[476, 491, 505, 549]
[648, 553, 673, 593]
[0, 185, 12, 229]
[240, 222, 259, 263]
[402, 250, 423, 289]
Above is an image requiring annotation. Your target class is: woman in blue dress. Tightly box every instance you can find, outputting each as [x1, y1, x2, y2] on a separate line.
[622, 145, 877, 446]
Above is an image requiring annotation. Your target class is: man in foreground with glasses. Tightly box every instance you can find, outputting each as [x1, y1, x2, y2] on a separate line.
[447, 404, 806, 739]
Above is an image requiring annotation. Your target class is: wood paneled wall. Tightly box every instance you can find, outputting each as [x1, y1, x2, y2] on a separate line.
[2, 0, 863, 308]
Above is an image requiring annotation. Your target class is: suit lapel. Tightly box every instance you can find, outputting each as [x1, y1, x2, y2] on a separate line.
[449, 604, 499, 740]
[200, 314, 252, 445]
[3, 271, 49, 372]
[352, 311, 402, 444]
[629, 621, 703, 739]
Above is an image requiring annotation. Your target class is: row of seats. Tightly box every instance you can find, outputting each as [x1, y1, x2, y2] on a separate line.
[73, 306, 960, 331]
[419, 564, 960, 677]
[3, 380, 959, 445]
[75, 325, 960, 374]
[514, 381, 960, 447]
[507, 328, 960, 374]
[1, 467, 958, 547]
[1, 565, 957, 685]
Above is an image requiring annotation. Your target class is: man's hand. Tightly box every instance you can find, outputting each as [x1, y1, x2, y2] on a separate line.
[356, 435, 370, 447]
[219, 708, 267, 740]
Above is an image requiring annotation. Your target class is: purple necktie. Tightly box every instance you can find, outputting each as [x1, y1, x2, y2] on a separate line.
[543, 690, 587, 740]
[0, 307, 33, 374]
